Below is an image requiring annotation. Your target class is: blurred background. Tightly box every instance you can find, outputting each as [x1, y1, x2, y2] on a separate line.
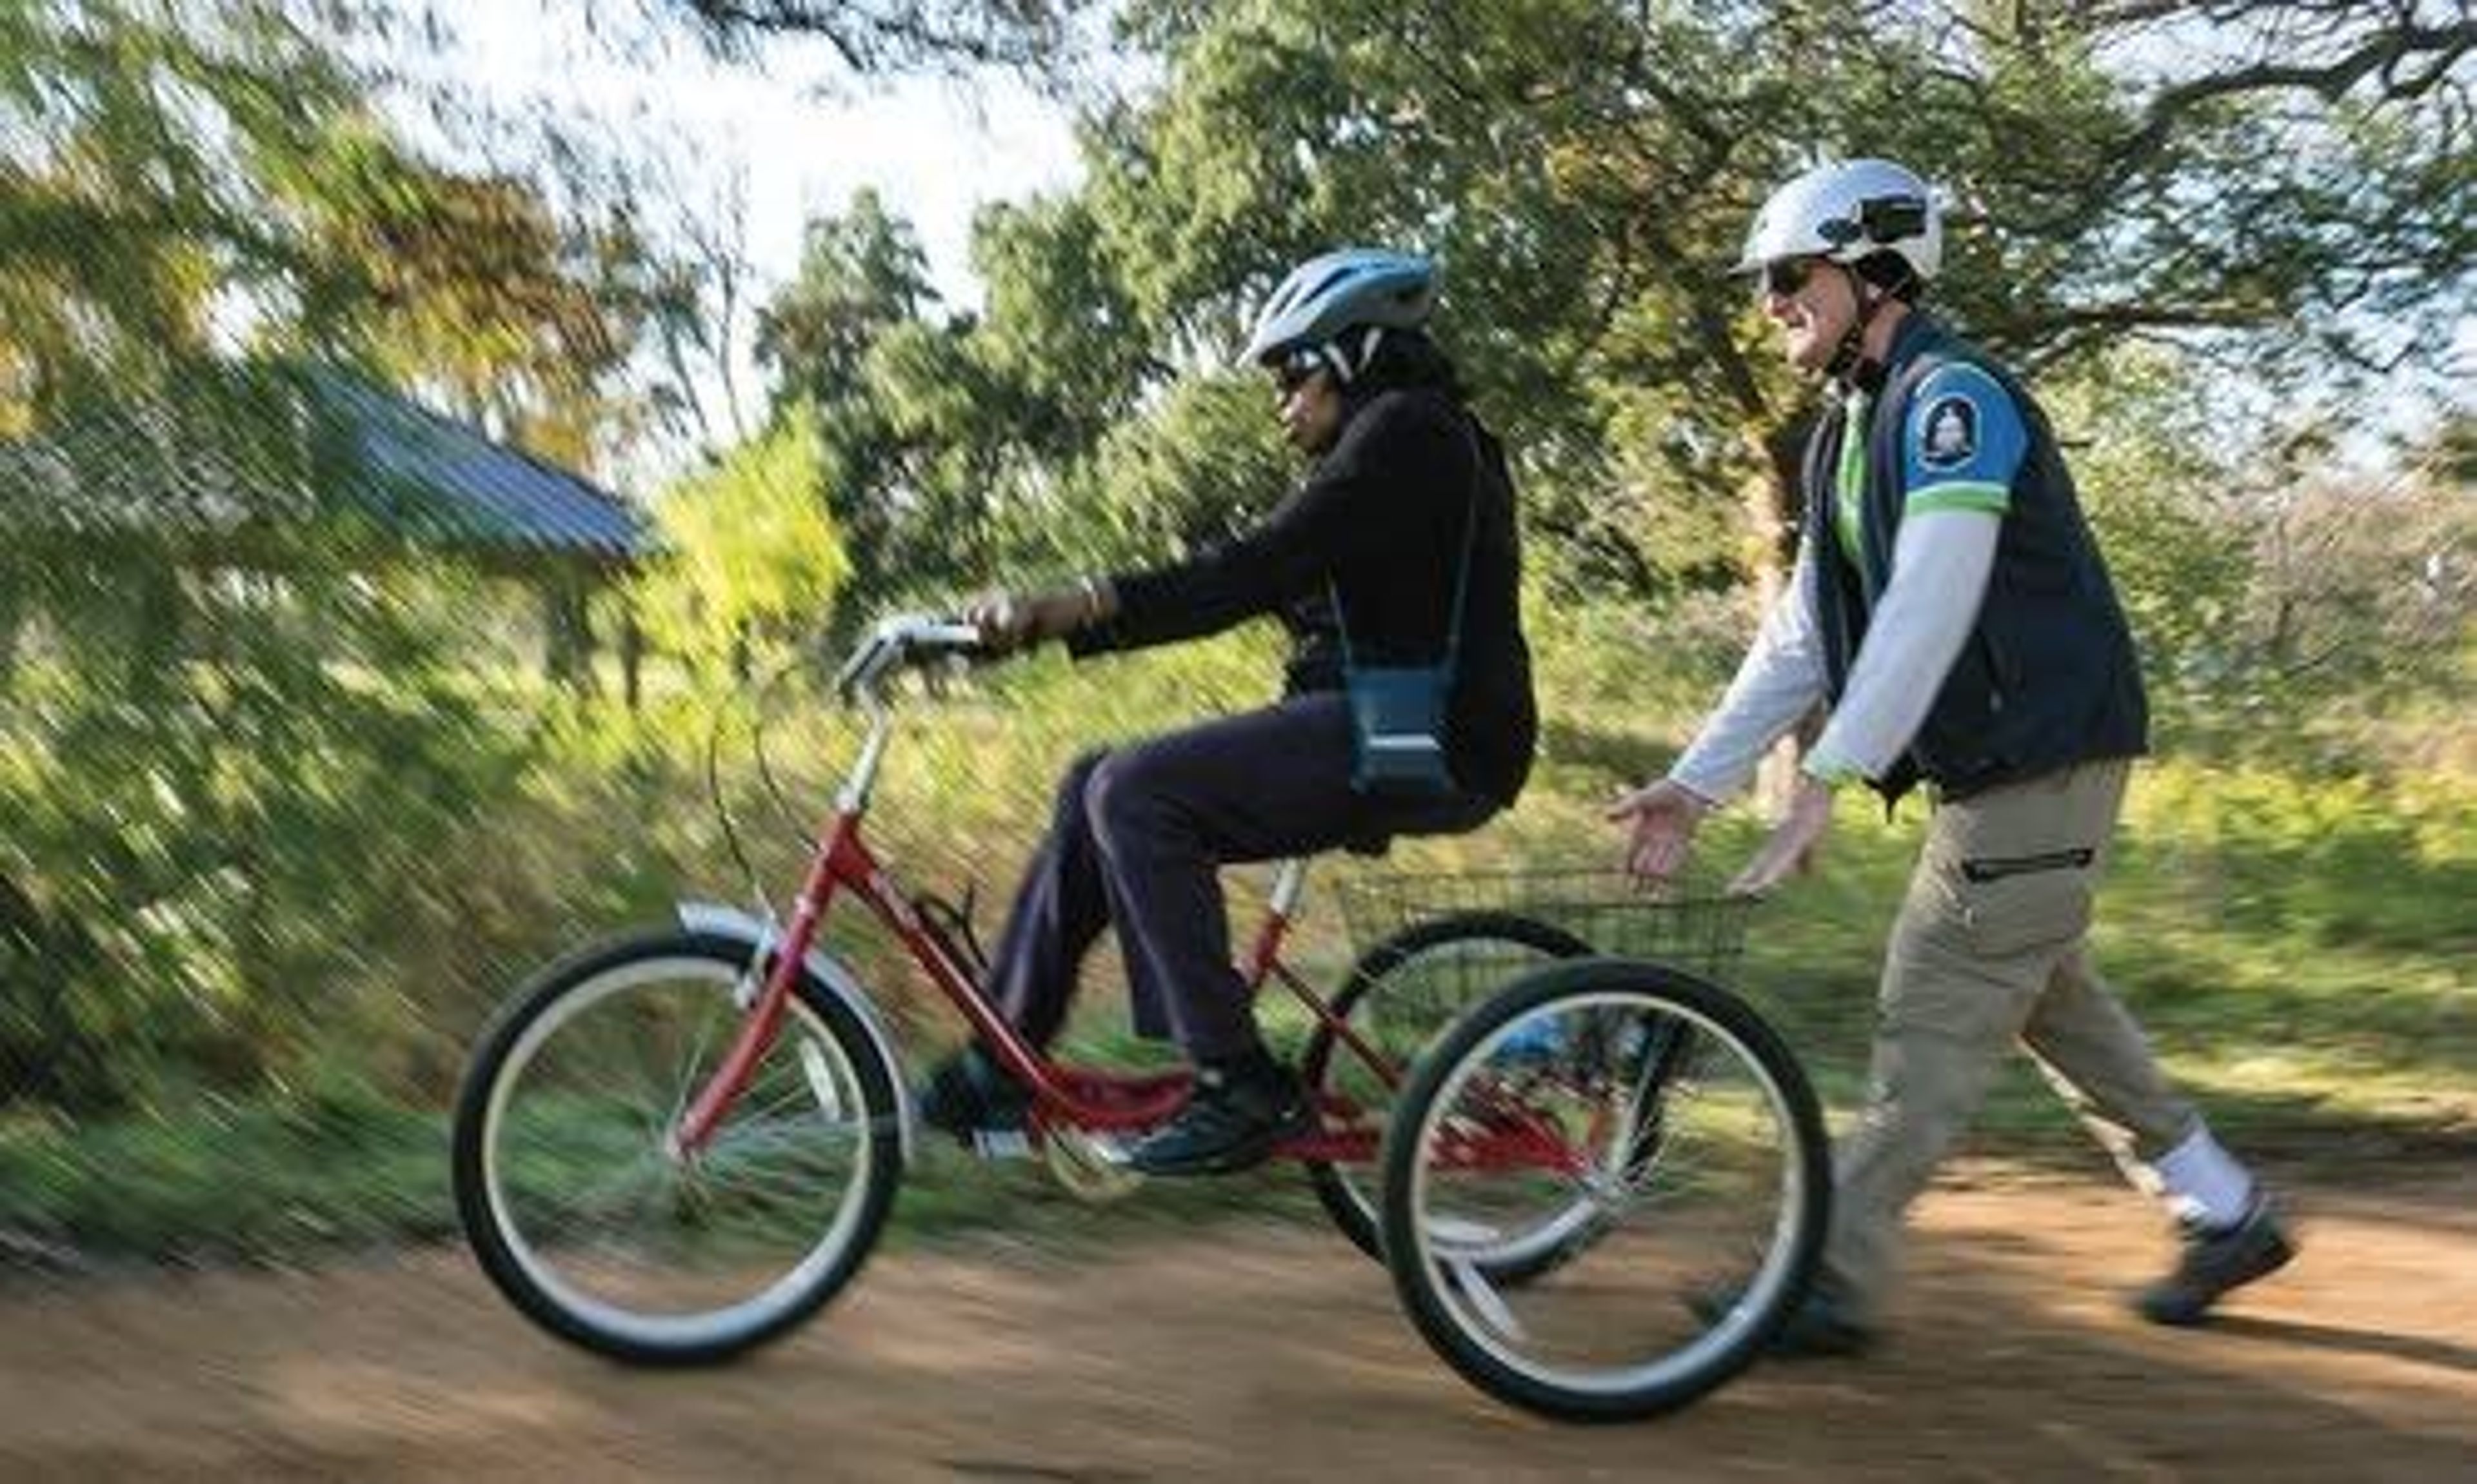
[0, 0, 2468, 1265]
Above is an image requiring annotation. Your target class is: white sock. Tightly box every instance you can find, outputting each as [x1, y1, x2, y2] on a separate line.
[2154, 1125, 2256, 1231]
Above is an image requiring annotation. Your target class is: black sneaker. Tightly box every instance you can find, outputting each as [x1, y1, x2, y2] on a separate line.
[2135, 1195, 2297, 1326]
[915, 1044, 1031, 1147]
[1126, 1056, 1315, 1177]
[1767, 1290, 1876, 1357]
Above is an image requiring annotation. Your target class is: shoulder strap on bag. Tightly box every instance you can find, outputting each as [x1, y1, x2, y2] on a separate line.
[1331, 415, 1484, 671]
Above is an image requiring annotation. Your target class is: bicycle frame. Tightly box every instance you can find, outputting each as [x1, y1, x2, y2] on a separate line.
[672, 621, 1404, 1163]
[454, 617, 1817, 1419]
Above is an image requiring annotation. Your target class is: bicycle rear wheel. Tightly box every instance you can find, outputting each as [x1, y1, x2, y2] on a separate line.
[1299, 912, 1589, 1262]
[1380, 958, 1828, 1421]
[452, 929, 902, 1365]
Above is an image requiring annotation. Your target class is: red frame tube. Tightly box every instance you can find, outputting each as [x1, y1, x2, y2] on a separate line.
[672, 810, 1579, 1176]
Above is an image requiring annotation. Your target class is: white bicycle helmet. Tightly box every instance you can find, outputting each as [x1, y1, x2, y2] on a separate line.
[1737, 159, 1942, 292]
[1237, 247, 1437, 374]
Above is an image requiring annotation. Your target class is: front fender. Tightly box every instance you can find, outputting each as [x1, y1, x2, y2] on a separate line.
[676, 901, 915, 1163]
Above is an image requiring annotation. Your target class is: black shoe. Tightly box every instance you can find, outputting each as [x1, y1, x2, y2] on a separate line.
[2135, 1195, 2297, 1326]
[1769, 1291, 1876, 1357]
[915, 1045, 1030, 1147]
[1686, 1282, 1875, 1358]
[1126, 1055, 1315, 1177]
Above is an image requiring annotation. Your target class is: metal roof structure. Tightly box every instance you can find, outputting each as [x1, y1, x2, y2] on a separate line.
[0, 362, 644, 567]
[312, 370, 641, 563]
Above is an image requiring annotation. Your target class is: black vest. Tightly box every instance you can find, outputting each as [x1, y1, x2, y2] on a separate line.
[1804, 315, 2149, 801]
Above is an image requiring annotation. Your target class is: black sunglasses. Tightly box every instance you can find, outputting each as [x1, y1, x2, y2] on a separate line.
[1756, 257, 1823, 298]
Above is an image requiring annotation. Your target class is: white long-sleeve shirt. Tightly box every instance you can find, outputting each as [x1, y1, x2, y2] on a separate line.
[1672, 361, 2032, 802]
[1670, 511, 2002, 803]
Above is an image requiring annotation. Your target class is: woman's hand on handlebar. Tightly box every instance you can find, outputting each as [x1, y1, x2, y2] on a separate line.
[964, 577, 1115, 657]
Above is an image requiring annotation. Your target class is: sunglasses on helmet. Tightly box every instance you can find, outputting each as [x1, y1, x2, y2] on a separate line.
[1271, 349, 1328, 395]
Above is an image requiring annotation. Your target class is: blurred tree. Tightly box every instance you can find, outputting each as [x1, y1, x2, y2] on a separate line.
[968, 194, 1162, 460]
[2036, 348, 2256, 732]
[1065, 0, 2472, 599]
[2416, 408, 2477, 490]
[0, 1, 646, 1111]
[757, 188, 939, 415]
[666, 0, 1100, 72]
[2227, 419, 2472, 735]
[310, 148, 664, 473]
[754, 189, 946, 620]
[0, 0, 372, 400]
[641, 166, 761, 457]
[755, 185, 1260, 617]
[636, 415, 848, 675]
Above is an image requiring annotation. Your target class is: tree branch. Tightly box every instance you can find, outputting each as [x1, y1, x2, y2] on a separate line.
[674, 1, 1084, 72]
[2080, 16, 2474, 208]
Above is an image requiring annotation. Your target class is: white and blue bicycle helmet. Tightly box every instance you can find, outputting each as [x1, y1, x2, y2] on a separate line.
[1736, 159, 1942, 292]
[1237, 247, 1438, 382]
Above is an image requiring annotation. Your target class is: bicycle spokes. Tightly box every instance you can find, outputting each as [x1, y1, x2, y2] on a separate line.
[457, 937, 902, 1363]
[1383, 965, 1829, 1420]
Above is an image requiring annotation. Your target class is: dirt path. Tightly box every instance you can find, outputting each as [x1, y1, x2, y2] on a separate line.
[3, 1162, 2472, 1482]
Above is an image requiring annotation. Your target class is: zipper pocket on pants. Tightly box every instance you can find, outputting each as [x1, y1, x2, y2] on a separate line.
[1960, 847, 2095, 883]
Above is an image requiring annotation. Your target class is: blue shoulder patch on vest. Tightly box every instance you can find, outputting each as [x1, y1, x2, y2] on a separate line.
[1918, 395, 1977, 468]
[1903, 363, 2025, 512]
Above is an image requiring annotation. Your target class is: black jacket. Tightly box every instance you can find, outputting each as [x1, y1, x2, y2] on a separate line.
[1069, 386, 1537, 804]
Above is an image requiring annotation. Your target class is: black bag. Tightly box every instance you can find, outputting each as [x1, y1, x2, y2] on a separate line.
[1342, 662, 1455, 797]
[1333, 460, 1478, 800]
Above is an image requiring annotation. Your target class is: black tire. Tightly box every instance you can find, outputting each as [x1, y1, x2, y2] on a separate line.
[1380, 958, 1829, 1422]
[1300, 912, 1591, 1263]
[452, 929, 904, 1365]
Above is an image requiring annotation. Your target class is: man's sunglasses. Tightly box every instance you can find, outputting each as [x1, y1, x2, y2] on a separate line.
[1756, 257, 1823, 298]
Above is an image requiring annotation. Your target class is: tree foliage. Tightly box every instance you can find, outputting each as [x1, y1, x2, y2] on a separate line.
[666, 0, 1100, 74]
[0, 2, 668, 1112]
[312, 150, 666, 473]
[636, 415, 847, 672]
[3, 0, 2467, 1123]
[0, 0, 372, 404]
[731, 2, 2467, 610]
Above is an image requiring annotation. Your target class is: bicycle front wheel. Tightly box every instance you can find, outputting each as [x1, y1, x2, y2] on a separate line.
[1381, 958, 1828, 1421]
[452, 929, 903, 1365]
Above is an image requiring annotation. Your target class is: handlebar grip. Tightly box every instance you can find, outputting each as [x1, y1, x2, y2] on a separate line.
[831, 614, 990, 703]
[912, 620, 988, 652]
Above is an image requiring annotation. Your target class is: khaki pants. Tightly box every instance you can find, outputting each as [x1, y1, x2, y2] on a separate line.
[1822, 759, 2197, 1319]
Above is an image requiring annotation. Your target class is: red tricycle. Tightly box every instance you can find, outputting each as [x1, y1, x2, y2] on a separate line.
[451, 615, 1828, 1420]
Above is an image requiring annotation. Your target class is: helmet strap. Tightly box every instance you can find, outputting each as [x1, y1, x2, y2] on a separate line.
[1317, 325, 1388, 386]
[1825, 271, 1895, 386]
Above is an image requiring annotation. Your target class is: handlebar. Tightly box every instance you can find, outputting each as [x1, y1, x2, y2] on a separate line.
[824, 613, 995, 813]
[831, 613, 991, 704]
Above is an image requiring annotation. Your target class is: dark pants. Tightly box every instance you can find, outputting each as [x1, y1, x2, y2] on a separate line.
[986, 691, 1497, 1060]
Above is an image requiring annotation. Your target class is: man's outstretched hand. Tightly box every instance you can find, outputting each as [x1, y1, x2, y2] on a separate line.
[1606, 777, 1715, 884]
[1728, 775, 1834, 896]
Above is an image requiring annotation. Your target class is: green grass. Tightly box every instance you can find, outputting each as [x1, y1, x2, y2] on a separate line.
[4, 636, 2471, 1265]
[1710, 761, 2477, 1171]
[0, 1089, 454, 1264]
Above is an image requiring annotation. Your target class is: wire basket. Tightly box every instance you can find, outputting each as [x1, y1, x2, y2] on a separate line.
[1336, 867, 1756, 982]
